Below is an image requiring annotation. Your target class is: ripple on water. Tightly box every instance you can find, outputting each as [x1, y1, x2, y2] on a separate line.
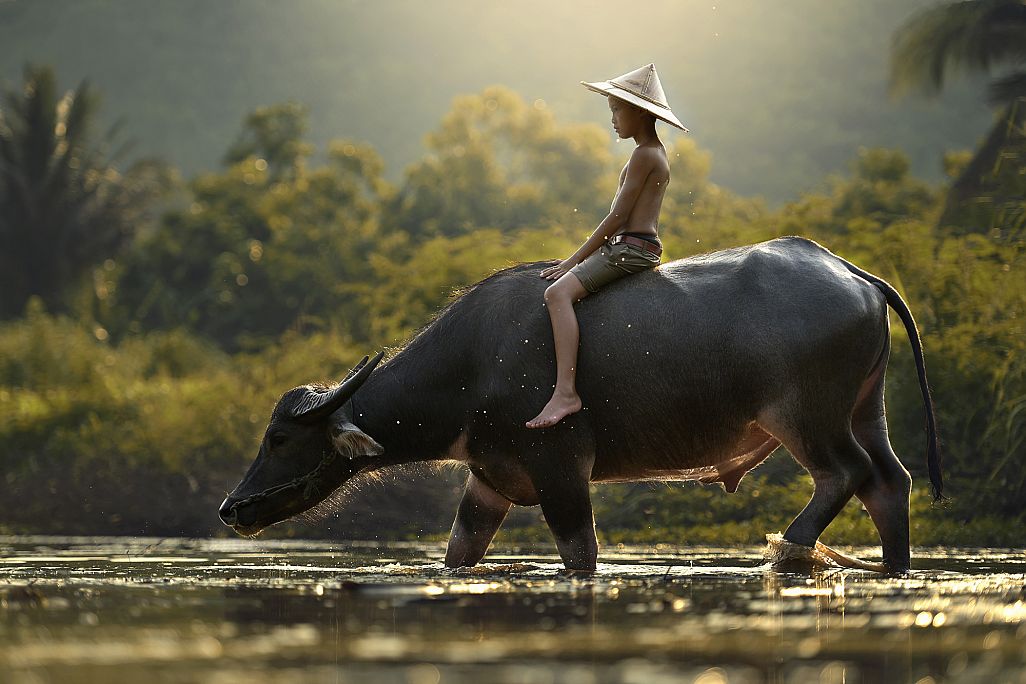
[1, 536, 1025, 683]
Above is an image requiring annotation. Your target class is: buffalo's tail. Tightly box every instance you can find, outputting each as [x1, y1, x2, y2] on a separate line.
[839, 258, 943, 501]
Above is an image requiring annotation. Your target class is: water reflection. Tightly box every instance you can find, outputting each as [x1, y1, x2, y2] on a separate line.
[1, 537, 1024, 683]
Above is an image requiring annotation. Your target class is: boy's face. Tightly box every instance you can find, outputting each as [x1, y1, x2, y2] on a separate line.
[608, 96, 648, 139]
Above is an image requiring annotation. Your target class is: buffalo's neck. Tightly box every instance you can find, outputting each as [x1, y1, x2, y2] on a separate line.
[351, 342, 473, 465]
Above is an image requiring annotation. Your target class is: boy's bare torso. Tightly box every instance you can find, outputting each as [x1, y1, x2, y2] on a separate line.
[613, 142, 669, 237]
[526, 110, 671, 430]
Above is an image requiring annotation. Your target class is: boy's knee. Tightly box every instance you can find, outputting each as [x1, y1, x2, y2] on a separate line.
[543, 283, 564, 303]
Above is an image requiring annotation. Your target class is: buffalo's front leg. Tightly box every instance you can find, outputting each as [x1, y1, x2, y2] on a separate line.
[444, 473, 512, 568]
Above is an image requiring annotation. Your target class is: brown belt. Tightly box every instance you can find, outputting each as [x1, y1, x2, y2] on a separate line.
[609, 234, 662, 256]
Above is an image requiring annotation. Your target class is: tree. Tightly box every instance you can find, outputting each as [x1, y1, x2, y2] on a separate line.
[390, 86, 612, 239]
[890, 0, 1026, 230]
[223, 102, 313, 182]
[112, 106, 389, 351]
[0, 64, 170, 319]
[889, 3, 1026, 517]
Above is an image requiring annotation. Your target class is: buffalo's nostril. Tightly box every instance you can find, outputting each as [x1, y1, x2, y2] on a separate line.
[218, 498, 238, 526]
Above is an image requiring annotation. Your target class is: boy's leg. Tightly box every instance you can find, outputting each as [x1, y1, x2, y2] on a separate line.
[526, 272, 590, 429]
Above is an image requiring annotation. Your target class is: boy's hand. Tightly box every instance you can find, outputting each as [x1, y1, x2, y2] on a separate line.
[540, 259, 574, 280]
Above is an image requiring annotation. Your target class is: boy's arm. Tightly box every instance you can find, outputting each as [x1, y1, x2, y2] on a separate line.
[541, 148, 656, 280]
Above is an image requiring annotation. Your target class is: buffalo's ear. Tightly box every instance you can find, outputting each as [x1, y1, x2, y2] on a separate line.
[329, 418, 384, 458]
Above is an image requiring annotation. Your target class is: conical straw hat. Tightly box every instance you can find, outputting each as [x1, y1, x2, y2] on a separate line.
[581, 63, 688, 132]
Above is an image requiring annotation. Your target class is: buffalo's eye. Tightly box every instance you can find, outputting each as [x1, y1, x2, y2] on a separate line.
[269, 431, 288, 447]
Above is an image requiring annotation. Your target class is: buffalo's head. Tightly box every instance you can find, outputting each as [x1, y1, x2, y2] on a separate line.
[218, 352, 385, 536]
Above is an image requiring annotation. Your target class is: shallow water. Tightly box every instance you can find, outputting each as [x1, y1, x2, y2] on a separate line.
[1, 537, 1025, 683]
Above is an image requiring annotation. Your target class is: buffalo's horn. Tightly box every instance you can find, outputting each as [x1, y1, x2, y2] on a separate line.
[341, 354, 370, 383]
[291, 351, 385, 422]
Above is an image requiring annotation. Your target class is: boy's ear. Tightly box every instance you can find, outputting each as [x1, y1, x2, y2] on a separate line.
[329, 418, 384, 458]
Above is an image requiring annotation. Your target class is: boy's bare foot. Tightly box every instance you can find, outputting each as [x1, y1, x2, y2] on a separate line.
[526, 390, 583, 429]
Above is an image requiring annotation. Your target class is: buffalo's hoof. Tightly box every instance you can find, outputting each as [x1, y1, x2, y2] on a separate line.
[558, 567, 596, 578]
[768, 557, 828, 574]
[765, 533, 833, 570]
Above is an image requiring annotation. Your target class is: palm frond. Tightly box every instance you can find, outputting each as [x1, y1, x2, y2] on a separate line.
[0, 64, 169, 317]
[891, 0, 1026, 99]
[987, 70, 1026, 102]
[19, 64, 58, 183]
[61, 79, 96, 146]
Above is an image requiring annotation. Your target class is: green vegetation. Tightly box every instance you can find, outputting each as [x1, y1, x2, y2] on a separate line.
[0, 25, 1023, 549]
[0, 0, 997, 203]
[0, 65, 171, 319]
[891, 0, 1026, 229]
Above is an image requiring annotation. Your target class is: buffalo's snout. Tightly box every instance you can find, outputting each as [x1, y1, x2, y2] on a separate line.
[218, 498, 238, 527]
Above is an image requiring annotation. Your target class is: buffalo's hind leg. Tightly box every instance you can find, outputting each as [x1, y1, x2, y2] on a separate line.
[777, 428, 873, 551]
[445, 473, 513, 568]
[852, 382, 913, 572]
[852, 426, 912, 572]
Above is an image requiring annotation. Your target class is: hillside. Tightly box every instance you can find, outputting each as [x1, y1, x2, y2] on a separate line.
[0, 0, 994, 201]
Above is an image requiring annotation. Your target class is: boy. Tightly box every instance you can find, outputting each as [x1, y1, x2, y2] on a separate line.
[526, 64, 688, 429]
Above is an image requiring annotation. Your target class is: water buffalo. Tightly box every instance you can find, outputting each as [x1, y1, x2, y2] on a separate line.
[219, 236, 941, 573]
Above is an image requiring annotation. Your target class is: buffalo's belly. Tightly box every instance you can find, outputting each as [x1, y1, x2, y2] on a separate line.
[589, 422, 777, 490]
[468, 459, 541, 506]
[592, 465, 722, 484]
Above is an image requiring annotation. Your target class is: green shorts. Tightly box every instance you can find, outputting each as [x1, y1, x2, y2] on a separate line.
[570, 240, 661, 293]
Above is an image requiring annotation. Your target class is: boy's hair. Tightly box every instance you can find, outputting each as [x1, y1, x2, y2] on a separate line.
[616, 96, 655, 121]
